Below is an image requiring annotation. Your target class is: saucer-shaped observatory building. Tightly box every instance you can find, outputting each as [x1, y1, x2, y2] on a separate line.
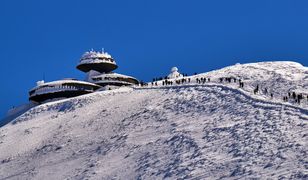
[77, 51, 118, 73]
[77, 50, 139, 87]
[28, 49, 139, 103]
[29, 79, 100, 103]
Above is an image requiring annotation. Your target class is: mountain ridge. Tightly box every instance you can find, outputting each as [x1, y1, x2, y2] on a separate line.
[0, 61, 307, 179]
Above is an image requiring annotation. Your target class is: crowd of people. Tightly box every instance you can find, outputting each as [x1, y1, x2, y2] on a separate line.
[283, 92, 307, 104]
[138, 74, 307, 105]
[217, 76, 306, 105]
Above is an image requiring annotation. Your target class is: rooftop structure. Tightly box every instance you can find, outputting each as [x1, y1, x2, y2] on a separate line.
[78, 50, 139, 88]
[29, 80, 100, 103]
[167, 67, 183, 79]
[28, 49, 139, 103]
[90, 72, 139, 87]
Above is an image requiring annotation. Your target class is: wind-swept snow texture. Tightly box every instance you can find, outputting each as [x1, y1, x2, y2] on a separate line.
[197, 61, 308, 106]
[0, 62, 307, 179]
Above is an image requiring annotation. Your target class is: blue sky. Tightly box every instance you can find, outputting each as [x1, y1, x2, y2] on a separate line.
[1, 0, 308, 118]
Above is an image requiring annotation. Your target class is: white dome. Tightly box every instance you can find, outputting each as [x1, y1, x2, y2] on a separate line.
[171, 67, 178, 72]
[168, 67, 183, 79]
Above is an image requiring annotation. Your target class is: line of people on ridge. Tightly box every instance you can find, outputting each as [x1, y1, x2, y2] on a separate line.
[219, 77, 307, 104]
[138, 75, 307, 105]
[283, 92, 307, 104]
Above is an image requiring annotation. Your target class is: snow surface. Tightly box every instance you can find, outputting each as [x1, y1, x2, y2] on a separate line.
[79, 51, 116, 65]
[81, 51, 112, 60]
[91, 73, 138, 81]
[78, 58, 116, 66]
[0, 61, 307, 179]
[197, 61, 308, 102]
[0, 103, 36, 128]
[157, 61, 308, 109]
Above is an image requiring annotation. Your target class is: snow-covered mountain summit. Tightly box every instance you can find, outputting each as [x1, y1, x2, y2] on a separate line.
[0, 61, 307, 179]
[195, 61, 308, 108]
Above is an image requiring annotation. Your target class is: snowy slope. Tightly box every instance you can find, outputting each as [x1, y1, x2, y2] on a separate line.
[0, 103, 36, 127]
[196, 61, 308, 107]
[151, 61, 308, 108]
[0, 62, 307, 179]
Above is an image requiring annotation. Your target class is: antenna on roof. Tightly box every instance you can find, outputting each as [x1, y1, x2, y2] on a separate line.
[102, 48, 105, 53]
[43, 72, 45, 81]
